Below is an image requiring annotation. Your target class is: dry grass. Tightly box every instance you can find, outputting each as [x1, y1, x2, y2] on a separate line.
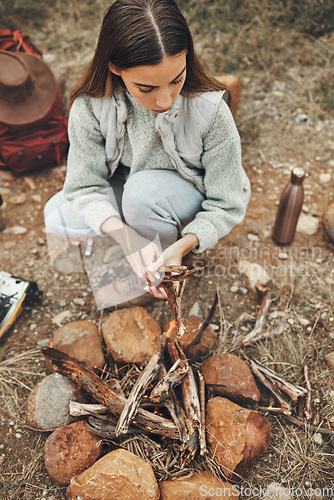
[268, 420, 334, 489]
[0, 349, 44, 410]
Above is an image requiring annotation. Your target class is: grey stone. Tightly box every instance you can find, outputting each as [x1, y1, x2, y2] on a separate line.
[25, 373, 86, 431]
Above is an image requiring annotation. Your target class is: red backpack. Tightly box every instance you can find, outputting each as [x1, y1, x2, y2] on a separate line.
[0, 29, 69, 174]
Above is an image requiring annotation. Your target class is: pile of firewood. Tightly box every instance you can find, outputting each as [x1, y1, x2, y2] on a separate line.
[41, 266, 334, 485]
[42, 266, 208, 467]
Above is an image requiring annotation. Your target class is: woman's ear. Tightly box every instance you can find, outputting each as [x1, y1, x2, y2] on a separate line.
[108, 61, 121, 76]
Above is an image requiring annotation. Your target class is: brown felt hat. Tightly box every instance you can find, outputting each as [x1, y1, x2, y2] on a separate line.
[0, 51, 57, 125]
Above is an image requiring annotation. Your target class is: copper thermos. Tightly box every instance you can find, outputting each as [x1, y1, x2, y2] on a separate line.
[272, 167, 305, 245]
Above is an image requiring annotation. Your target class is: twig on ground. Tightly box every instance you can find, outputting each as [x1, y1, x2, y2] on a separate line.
[242, 281, 271, 346]
[303, 364, 312, 420]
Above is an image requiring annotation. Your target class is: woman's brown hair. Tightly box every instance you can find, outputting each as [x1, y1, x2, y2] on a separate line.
[69, 0, 229, 109]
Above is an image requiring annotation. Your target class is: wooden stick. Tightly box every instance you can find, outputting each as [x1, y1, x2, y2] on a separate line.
[70, 400, 155, 417]
[115, 335, 166, 436]
[160, 266, 202, 338]
[41, 347, 179, 440]
[70, 401, 109, 417]
[258, 406, 291, 414]
[150, 359, 189, 403]
[198, 370, 207, 456]
[303, 365, 312, 420]
[241, 352, 292, 414]
[168, 340, 201, 430]
[242, 351, 307, 401]
[242, 282, 271, 346]
[312, 398, 321, 426]
[157, 365, 198, 461]
[283, 414, 334, 436]
[86, 414, 151, 438]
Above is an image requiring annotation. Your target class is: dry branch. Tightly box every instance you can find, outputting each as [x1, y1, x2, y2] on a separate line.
[198, 370, 207, 456]
[258, 406, 291, 414]
[241, 351, 292, 414]
[150, 359, 189, 403]
[115, 335, 166, 436]
[303, 364, 312, 420]
[156, 364, 198, 461]
[242, 351, 307, 401]
[242, 282, 271, 346]
[160, 266, 201, 337]
[41, 347, 179, 440]
[85, 414, 151, 438]
[283, 414, 334, 436]
[168, 340, 201, 434]
[70, 401, 109, 417]
[312, 398, 321, 427]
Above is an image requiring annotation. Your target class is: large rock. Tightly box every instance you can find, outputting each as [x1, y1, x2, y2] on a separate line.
[202, 353, 261, 403]
[44, 420, 103, 486]
[25, 373, 86, 431]
[46, 320, 105, 372]
[163, 316, 217, 362]
[102, 307, 161, 365]
[159, 471, 238, 499]
[206, 397, 271, 482]
[67, 448, 160, 499]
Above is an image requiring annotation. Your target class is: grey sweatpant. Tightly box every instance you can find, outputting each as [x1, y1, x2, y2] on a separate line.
[44, 167, 204, 249]
[44, 167, 204, 309]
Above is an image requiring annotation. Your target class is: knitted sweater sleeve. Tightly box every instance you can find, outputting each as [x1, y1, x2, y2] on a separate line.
[181, 99, 251, 253]
[63, 95, 120, 235]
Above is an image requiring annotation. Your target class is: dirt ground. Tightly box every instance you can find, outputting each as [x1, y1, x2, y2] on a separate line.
[0, 1, 334, 498]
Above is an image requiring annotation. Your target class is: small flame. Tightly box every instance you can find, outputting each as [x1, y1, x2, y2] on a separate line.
[165, 320, 176, 338]
[153, 406, 164, 417]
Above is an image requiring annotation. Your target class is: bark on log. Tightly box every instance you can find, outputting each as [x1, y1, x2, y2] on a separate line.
[115, 335, 166, 436]
[41, 347, 179, 440]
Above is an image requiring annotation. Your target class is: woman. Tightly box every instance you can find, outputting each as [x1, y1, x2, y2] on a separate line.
[44, 0, 250, 307]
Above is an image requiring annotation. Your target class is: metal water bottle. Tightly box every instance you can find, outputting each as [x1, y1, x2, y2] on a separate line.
[272, 167, 305, 245]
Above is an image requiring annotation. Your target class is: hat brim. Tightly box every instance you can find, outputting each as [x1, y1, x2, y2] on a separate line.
[0, 52, 57, 126]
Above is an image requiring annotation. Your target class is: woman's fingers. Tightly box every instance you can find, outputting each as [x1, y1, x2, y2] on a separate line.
[126, 245, 161, 283]
[144, 284, 168, 300]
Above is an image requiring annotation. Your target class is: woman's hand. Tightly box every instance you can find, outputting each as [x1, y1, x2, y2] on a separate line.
[102, 217, 161, 283]
[144, 233, 199, 300]
[101, 217, 199, 301]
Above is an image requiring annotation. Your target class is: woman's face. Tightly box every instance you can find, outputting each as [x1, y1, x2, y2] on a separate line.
[109, 52, 187, 113]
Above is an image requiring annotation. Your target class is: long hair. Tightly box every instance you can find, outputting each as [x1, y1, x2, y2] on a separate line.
[69, 0, 229, 108]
